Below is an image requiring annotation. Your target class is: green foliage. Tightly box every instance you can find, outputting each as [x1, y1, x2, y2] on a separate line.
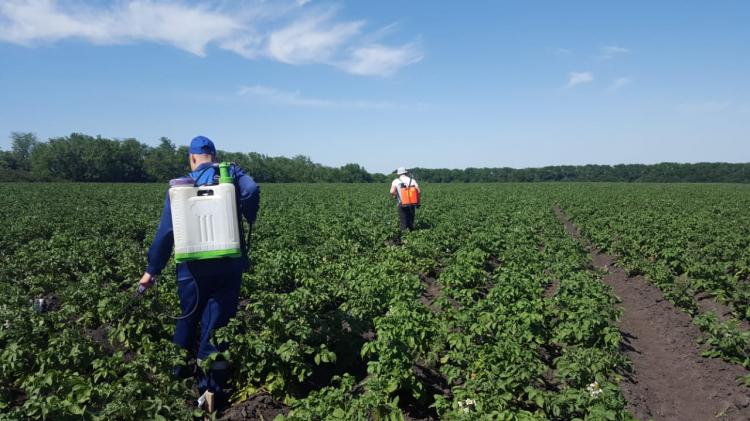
[6, 182, 728, 419]
[694, 313, 750, 367]
[558, 183, 750, 370]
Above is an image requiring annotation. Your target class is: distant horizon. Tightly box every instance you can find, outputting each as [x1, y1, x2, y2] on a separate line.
[3, 130, 748, 176]
[1, 1, 748, 173]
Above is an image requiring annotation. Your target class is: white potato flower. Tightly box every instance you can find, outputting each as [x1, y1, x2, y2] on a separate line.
[586, 381, 603, 398]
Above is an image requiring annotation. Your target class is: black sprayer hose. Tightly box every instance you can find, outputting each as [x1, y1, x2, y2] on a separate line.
[153, 276, 201, 321]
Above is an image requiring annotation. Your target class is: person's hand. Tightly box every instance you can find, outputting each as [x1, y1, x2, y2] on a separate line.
[138, 272, 155, 292]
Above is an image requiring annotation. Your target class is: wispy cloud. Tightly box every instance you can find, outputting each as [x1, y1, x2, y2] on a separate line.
[566, 71, 593, 88]
[553, 47, 571, 56]
[0, 0, 422, 76]
[267, 12, 363, 64]
[341, 42, 422, 76]
[607, 77, 632, 92]
[237, 85, 412, 109]
[0, 0, 241, 56]
[599, 45, 630, 59]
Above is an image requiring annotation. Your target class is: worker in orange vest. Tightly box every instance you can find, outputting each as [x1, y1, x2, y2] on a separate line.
[389, 167, 421, 230]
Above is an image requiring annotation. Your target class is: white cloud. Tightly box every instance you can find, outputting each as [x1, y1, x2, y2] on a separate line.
[237, 85, 408, 109]
[553, 47, 571, 56]
[600, 45, 630, 59]
[219, 34, 264, 59]
[608, 77, 632, 92]
[0, 0, 240, 56]
[267, 13, 363, 64]
[566, 72, 593, 88]
[341, 42, 422, 76]
[0, 0, 421, 76]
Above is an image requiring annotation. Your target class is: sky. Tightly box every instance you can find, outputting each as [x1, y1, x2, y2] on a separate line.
[0, 1, 748, 173]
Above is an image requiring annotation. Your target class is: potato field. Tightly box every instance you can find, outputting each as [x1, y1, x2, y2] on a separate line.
[1, 183, 749, 420]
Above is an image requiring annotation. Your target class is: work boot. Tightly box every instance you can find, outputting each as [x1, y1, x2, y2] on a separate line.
[197, 358, 231, 411]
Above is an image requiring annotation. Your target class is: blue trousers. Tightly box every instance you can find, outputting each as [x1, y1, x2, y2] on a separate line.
[173, 271, 241, 360]
[173, 271, 241, 397]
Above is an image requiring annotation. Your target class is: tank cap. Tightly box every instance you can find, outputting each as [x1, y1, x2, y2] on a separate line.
[219, 162, 233, 184]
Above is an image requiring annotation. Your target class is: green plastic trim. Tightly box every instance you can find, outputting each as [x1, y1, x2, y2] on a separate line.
[175, 248, 241, 263]
[219, 162, 233, 184]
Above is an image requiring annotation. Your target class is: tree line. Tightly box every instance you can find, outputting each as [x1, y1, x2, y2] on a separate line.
[0, 133, 378, 183]
[1, 132, 749, 183]
[410, 163, 750, 183]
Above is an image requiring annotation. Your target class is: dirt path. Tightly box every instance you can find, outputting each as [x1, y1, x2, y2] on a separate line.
[555, 206, 750, 421]
[219, 392, 289, 420]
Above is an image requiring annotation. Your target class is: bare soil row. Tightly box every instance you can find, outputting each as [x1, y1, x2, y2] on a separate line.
[555, 206, 750, 421]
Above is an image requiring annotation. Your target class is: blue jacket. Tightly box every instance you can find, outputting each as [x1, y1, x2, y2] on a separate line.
[146, 163, 260, 280]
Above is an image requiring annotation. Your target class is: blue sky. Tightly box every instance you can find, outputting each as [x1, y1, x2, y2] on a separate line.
[0, 1, 748, 173]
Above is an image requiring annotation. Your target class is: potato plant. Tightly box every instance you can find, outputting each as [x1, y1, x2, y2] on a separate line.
[0, 183, 658, 419]
[556, 183, 750, 369]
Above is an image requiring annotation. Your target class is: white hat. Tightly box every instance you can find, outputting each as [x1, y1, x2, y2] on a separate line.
[396, 167, 408, 175]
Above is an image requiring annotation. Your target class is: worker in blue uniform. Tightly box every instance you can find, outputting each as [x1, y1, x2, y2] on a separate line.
[138, 135, 260, 409]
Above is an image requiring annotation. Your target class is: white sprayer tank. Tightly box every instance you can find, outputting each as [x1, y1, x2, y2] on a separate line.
[169, 163, 241, 263]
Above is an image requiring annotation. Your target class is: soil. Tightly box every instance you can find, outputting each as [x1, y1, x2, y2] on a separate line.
[419, 268, 458, 312]
[484, 256, 502, 272]
[9, 388, 28, 407]
[543, 278, 559, 299]
[555, 206, 750, 421]
[399, 364, 451, 421]
[85, 324, 136, 362]
[407, 261, 467, 419]
[419, 272, 442, 313]
[219, 392, 289, 420]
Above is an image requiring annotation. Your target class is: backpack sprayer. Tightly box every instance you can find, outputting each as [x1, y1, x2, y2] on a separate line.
[399, 176, 420, 207]
[109, 162, 241, 322]
[170, 162, 241, 263]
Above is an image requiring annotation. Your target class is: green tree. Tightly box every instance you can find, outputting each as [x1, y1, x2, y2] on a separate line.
[10, 132, 38, 171]
[117, 138, 149, 182]
[144, 137, 188, 182]
[339, 163, 372, 183]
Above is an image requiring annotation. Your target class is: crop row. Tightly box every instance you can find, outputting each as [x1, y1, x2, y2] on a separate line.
[8, 182, 743, 419]
[555, 183, 750, 375]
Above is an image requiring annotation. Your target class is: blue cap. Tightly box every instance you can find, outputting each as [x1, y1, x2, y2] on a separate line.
[189, 135, 216, 155]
